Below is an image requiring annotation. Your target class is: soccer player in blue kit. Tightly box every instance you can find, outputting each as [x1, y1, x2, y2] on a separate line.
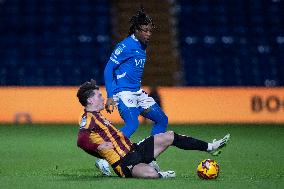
[95, 8, 168, 176]
[104, 9, 168, 138]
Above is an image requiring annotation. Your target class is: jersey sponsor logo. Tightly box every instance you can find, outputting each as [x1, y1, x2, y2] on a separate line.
[110, 57, 120, 64]
[79, 116, 87, 129]
[117, 72, 126, 79]
[114, 46, 123, 55]
[135, 58, 146, 68]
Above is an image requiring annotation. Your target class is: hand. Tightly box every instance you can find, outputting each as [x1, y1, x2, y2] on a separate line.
[105, 98, 116, 114]
[97, 142, 114, 151]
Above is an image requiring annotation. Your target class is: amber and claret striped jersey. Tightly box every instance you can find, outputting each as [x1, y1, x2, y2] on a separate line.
[77, 110, 133, 166]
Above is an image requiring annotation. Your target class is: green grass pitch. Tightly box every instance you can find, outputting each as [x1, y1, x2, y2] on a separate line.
[0, 124, 283, 189]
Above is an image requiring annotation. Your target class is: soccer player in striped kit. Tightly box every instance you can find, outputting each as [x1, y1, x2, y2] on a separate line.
[76, 79, 230, 178]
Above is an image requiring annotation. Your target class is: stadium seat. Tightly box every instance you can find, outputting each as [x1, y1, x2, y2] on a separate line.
[177, 0, 283, 86]
[0, 0, 111, 86]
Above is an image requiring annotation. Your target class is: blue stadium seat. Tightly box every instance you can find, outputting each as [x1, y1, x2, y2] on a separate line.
[0, 0, 111, 86]
[177, 0, 283, 86]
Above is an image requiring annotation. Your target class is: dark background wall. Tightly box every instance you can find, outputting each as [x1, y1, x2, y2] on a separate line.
[0, 0, 283, 86]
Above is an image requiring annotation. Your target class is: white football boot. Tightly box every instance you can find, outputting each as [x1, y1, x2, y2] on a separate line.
[95, 159, 111, 176]
[208, 133, 230, 156]
[149, 160, 161, 172]
[158, 171, 176, 178]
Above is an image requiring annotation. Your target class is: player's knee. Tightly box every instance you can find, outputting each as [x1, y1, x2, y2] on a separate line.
[132, 165, 159, 178]
[159, 131, 174, 146]
[143, 167, 159, 178]
[165, 131, 174, 145]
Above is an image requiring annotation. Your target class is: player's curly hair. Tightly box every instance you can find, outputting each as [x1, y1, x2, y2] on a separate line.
[77, 79, 99, 106]
[128, 6, 154, 35]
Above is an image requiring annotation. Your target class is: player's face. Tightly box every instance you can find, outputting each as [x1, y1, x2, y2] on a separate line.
[88, 90, 105, 111]
[135, 24, 153, 45]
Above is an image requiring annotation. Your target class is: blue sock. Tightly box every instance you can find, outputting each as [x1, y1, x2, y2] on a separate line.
[118, 100, 140, 138]
[143, 103, 168, 135]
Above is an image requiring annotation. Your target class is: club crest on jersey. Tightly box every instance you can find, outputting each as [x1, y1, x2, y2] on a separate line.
[79, 116, 87, 129]
[128, 99, 133, 104]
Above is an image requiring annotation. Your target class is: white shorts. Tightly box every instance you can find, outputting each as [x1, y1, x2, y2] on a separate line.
[113, 89, 156, 109]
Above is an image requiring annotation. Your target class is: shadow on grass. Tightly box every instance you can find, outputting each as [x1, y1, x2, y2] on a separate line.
[51, 168, 119, 181]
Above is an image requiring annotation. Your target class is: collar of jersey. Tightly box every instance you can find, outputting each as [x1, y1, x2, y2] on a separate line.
[131, 34, 138, 41]
[84, 109, 100, 114]
[131, 34, 147, 50]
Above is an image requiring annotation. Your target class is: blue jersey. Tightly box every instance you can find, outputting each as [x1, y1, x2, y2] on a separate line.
[104, 34, 147, 98]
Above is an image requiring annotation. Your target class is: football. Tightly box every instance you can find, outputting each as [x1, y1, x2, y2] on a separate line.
[197, 159, 219, 179]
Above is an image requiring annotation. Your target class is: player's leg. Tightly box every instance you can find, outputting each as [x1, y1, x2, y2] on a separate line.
[117, 99, 140, 138]
[142, 103, 168, 135]
[153, 131, 230, 158]
[131, 163, 176, 179]
[207, 133, 231, 155]
[140, 104, 167, 170]
[153, 131, 175, 157]
[131, 163, 159, 178]
[130, 136, 175, 179]
[137, 90, 168, 135]
[119, 108, 140, 138]
[114, 91, 141, 138]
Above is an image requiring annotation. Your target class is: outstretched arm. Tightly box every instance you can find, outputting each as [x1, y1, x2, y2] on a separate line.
[104, 60, 116, 98]
[104, 60, 117, 113]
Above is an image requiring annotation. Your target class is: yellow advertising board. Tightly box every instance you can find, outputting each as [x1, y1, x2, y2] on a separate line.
[159, 87, 284, 123]
[0, 87, 283, 124]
